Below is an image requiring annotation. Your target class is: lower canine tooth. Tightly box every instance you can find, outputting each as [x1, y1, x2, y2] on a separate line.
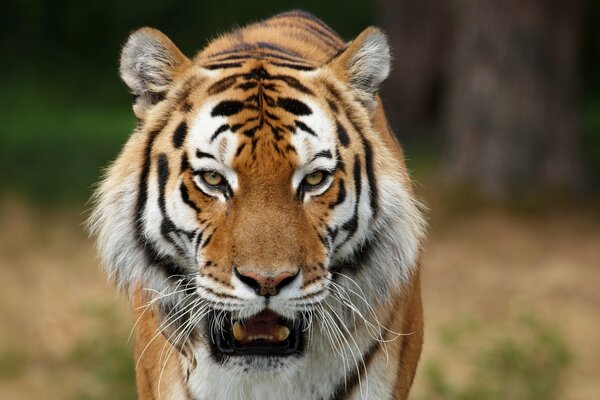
[275, 326, 290, 341]
[232, 322, 246, 341]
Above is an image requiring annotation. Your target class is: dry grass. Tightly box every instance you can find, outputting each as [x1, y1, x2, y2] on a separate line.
[0, 196, 598, 399]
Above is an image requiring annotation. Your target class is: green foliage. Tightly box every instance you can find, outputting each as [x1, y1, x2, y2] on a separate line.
[420, 316, 571, 400]
[0, 79, 134, 204]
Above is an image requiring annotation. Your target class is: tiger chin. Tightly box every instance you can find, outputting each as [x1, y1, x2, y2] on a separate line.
[89, 10, 426, 400]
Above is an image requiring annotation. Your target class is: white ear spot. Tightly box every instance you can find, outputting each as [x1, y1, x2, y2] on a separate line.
[119, 27, 189, 96]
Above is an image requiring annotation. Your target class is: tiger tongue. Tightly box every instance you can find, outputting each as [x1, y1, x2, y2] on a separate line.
[233, 310, 290, 343]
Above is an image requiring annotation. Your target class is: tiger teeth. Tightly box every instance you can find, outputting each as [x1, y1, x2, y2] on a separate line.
[275, 326, 290, 341]
[232, 322, 290, 342]
[232, 322, 247, 341]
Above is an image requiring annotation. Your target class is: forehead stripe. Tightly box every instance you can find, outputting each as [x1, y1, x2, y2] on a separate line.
[204, 62, 243, 70]
[211, 101, 245, 117]
[270, 62, 315, 71]
[277, 97, 312, 115]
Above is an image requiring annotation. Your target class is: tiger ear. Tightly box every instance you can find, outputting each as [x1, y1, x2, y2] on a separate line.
[120, 28, 190, 112]
[328, 27, 391, 111]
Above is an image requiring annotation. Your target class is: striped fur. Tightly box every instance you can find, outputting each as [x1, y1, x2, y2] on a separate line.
[89, 10, 426, 400]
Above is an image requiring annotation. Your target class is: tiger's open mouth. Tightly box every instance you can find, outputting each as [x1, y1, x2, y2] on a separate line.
[208, 310, 304, 358]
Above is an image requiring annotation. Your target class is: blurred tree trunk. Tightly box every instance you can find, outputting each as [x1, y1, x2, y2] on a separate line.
[443, 0, 585, 195]
[379, 0, 451, 138]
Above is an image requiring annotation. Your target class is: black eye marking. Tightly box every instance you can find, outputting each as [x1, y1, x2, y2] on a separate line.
[277, 97, 312, 116]
[196, 150, 216, 160]
[295, 120, 317, 137]
[311, 150, 332, 161]
[211, 100, 245, 117]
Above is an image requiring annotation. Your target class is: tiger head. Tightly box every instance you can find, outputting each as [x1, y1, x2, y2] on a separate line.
[90, 16, 425, 380]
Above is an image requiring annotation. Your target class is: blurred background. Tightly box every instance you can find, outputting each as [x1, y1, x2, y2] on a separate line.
[1, 0, 599, 399]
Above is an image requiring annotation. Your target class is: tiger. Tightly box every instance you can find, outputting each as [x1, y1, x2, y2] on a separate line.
[89, 10, 426, 400]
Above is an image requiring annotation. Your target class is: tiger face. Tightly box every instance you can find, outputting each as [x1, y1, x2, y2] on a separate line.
[91, 11, 426, 399]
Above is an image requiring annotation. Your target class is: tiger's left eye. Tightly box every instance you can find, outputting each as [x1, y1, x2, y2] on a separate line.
[304, 170, 326, 187]
[201, 171, 224, 187]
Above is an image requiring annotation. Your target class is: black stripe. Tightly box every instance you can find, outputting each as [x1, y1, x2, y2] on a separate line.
[157, 154, 192, 258]
[295, 120, 317, 137]
[265, 110, 280, 120]
[204, 44, 256, 58]
[134, 129, 160, 248]
[180, 153, 190, 174]
[172, 121, 187, 149]
[271, 74, 314, 95]
[180, 183, 201, 213]
[336, 149, 346, 173]
[237, 81, 258, 90]
[207, 76, 238, 95]
[312, 150, 332, 161]
[362, 138, 379, 216]
[341, 156, 362, 237]
[329, 180, 346, 209]
[204, 62, 243, 70]
[336, 121, 350, 147]
[210, 124, 230, 142]
[211, 101, 245, 117]
[210, 54, 253, 62]
[257, 51, 310, 63]
[243, 125, 260, 137]
[255, 41, 302, 58]
[235, 143, 246, 157]
[157, 154, 170, 213]
[201, 233, 213, 249]
[230, 123, 244, 132]
[329, 334, 380, 400]
[278, 97, 312, 116]
[327, 99, 339, 113]
[134, 123, 187, 278]
[269, 62, 315, 71]
[196, 150, 216, 160]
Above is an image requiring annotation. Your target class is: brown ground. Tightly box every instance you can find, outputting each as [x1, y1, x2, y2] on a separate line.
[0, 196, 598, 399]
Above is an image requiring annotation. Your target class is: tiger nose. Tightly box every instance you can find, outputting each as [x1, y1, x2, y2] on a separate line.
[234, 268, 299, 297]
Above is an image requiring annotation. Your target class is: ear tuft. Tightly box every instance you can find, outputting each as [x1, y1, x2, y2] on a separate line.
[329, 27, 391, 109]
[120, 28, 189, 97]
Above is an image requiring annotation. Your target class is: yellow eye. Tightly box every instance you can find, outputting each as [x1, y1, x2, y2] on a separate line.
[201, 171, 224, 187]
[305, 170, 326, 187]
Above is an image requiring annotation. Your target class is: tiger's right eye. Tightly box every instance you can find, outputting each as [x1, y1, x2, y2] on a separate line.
[201, 171, 224, 187]
[305, 171, 325, 187]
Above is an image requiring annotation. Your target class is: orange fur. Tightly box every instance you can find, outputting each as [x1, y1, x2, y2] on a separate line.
[93, 10, 425, 400]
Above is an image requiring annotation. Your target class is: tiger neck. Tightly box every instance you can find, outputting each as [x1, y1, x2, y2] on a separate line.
[182, 321, 396, 400]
